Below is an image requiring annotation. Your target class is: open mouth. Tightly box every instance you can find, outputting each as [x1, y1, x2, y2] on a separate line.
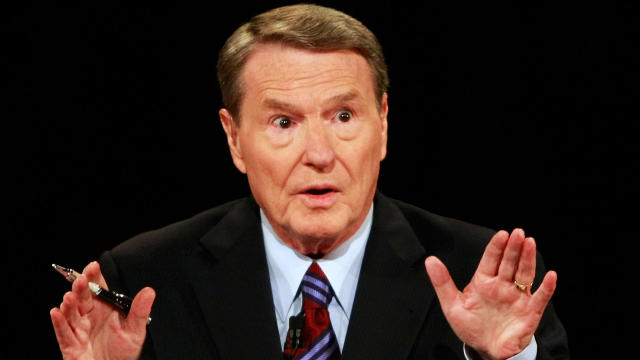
[299, 186, 338, 206]
[305, 188, 333, 195]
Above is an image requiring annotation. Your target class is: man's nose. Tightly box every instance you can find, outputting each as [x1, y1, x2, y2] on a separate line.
[302, 120, 335, 171]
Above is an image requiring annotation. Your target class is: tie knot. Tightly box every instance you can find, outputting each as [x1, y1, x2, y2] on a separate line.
[301, 262, 333, 308]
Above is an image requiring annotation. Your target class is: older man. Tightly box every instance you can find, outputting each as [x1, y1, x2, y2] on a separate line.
[50, 4, 568, 359]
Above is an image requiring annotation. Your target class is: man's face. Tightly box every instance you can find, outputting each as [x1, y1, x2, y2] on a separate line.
[220, 43, 388, 255]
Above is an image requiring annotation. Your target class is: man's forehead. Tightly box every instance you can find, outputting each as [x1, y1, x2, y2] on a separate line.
[246, 45, 367, 78]
[247, 42, 367, 65]
[242, 44, 376, 101]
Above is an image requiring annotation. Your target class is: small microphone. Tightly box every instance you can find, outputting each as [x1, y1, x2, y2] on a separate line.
[288, 312, 305, 351]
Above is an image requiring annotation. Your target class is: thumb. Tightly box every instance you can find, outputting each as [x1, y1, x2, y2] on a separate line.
[125, 287, 156, 334]
[425, 256, 459, 310]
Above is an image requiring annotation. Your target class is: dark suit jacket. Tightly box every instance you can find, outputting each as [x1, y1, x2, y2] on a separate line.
[99, 193, 569, 359]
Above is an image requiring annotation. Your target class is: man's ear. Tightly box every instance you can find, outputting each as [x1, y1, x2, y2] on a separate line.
[379, 93, 389, 161]
[219, 108, 247, 174]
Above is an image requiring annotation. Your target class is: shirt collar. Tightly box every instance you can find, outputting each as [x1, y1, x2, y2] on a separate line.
[262, 205, 373, 322]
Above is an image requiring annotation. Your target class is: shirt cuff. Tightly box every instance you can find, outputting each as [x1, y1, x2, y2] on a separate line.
[463, 336, 537, 360]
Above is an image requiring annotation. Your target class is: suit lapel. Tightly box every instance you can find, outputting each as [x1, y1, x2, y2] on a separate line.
[188, 198, 282, 359]
[180, 194, 436, 359]
[342, 193, 435, 359]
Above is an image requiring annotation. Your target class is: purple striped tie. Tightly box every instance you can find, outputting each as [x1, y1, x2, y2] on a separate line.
[283, 262, 341, 360]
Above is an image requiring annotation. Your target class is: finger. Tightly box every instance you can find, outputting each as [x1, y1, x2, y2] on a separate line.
[51, 307, 78, 349]
[514, 237, 537, 288]
[83, 261, 108, 289]
[72, 274, 94, 316]
[124, 287, 156, 335]
[498, 228, 525, 281]
[60, 291, 82, 327]
[425, 256, 459, 310]
[476, 230, 509, 276]
[531, 271, 557, 316]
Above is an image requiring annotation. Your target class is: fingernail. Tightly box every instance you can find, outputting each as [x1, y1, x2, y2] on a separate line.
[425, 256, 439, 266]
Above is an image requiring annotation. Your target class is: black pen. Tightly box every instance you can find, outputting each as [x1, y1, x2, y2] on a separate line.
[52, 264, 152, 325]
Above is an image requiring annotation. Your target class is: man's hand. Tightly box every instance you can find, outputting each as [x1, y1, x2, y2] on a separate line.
[425, 229, 557, 360]
[50, 261, 155, 360]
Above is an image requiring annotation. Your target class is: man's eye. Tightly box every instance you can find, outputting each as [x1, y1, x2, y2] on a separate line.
[274, 117, 293, 129]
[336, 111, 352, 123]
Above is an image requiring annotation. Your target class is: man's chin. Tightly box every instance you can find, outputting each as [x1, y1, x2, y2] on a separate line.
[283, 220, 352, 255]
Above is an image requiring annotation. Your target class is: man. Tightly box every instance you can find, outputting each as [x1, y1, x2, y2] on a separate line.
[50, 4, 569, 359]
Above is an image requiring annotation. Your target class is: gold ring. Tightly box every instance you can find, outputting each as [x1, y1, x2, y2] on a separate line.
[514, 280, 533, 291]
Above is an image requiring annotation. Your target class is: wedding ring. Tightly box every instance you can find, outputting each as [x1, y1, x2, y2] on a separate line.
[514, 280, 533, 291]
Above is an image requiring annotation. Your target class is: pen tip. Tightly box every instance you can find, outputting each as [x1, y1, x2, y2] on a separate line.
[52, 264, 78, 282]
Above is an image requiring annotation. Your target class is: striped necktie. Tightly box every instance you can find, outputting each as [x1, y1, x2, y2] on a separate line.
[283, 262, 341, 360]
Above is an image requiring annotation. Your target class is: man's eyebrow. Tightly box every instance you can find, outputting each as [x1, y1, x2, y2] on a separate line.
[262, 98, 299, 113]
[324, 90, 360, 106]
[261, 90, 362, 112]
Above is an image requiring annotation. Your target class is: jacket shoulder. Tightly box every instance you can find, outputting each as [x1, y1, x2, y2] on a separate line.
[110, 198, 245, 259]
[99, 198, 253, 290]
[390, 197, 496, 247]
[385, 196, 496, 281]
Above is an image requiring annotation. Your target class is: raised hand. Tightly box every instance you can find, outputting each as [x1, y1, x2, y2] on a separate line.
[425, 229, 557, 360]
[50, 261, 155, 360]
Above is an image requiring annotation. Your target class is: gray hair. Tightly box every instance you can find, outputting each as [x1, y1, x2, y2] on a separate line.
[217, 4, 389, 121]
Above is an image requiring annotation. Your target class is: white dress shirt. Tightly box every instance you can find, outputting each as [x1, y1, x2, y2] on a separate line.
[261, 206, 372, 350]
[260, 205, 536, 359]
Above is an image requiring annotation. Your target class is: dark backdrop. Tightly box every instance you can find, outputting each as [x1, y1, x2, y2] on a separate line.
[7, 1, 637, 358]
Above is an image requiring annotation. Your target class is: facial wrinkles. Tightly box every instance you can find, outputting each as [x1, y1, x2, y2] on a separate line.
[252, 47, 363, 93]
[238, 46, 385, 253]
[254, 79, 369, 212]
[257, 75, 361, 112]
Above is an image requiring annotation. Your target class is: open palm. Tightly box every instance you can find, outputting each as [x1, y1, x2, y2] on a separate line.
[425, 229, 557, 360]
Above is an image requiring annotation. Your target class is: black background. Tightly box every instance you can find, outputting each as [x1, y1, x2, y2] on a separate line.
[6, 0, 637, 358]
